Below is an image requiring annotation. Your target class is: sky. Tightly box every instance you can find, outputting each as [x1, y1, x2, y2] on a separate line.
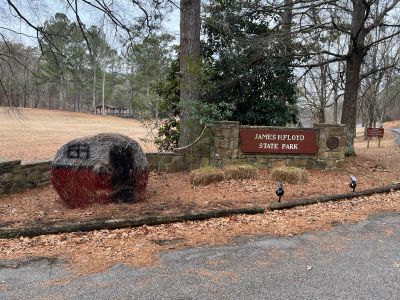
[0, 0, 180, 48]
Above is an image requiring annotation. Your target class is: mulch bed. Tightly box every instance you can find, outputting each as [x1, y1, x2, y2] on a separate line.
[0, 122, 399, 273]
[1, 164, 398, 231]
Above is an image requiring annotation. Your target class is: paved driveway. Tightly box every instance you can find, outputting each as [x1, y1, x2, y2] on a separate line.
[390, 128, 400, 144]
[1, 212, 400, 299]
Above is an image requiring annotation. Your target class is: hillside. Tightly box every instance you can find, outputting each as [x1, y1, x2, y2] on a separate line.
[0, 108, 156, 160]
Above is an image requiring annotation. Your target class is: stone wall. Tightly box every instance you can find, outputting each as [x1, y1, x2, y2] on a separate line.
[0, 159, 52, 196]
[147, 121, 347, 171]
[147, 125, 214, 172]
[0, 122, 347, 195]
[209, 121, 240, 167]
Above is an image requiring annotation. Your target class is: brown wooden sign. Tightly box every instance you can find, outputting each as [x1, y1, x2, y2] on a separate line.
[239, 129, 318, 154]
[367, 128, 384, 138]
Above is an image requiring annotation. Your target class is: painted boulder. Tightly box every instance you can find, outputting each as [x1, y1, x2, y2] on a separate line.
[52, 133, 148, 208]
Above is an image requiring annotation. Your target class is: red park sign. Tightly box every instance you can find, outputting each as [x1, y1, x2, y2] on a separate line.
[366, 128, 384, 138]
[239, 129, 318, 154]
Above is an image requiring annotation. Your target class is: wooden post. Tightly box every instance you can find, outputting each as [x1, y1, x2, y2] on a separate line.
[366, 128, 384, 148]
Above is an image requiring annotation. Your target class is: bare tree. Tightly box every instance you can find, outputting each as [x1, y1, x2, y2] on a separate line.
[0, 0, 172, 109]
[359, 30, 400, 133]
[270, 0, 400, 154]
[0, 41, 38, 107]
[332, 0, 400, 154]
[298, 6, 346, 124]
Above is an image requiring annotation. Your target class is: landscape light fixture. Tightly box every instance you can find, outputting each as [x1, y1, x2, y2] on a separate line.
[276, 182, 284, 202]
[350, 175, 357, 192]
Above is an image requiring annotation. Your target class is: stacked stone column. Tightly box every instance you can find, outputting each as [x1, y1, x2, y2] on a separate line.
[209, 121, 240, 167]
[315, 123, 347, 169]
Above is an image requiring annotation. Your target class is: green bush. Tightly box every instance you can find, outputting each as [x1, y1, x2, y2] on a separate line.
[154, 118, 180, 152]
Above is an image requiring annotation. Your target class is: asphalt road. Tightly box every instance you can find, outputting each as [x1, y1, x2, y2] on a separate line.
[1, 212, 400, 299]
[390, 128, 400, 144]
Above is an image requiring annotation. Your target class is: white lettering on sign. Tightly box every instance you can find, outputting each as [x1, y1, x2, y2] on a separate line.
[282, 144, 298, 150]
[255, 133, 277, 140]
[254, 133, 304, 151]
[241, 129, 318, 154]
[254, 133, 305, 141]
[259, 143, 279, 149]
[277, 134, 305, 141]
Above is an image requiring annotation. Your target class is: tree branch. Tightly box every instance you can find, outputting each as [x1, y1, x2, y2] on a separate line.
[365, 0, 400, 34]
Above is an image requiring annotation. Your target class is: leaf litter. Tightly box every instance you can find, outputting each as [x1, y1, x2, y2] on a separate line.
[0, 125, 399, 274]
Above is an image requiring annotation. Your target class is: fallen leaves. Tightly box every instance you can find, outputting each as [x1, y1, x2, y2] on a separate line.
[0, 119, 400, 274]
[1, 190, 400, 274]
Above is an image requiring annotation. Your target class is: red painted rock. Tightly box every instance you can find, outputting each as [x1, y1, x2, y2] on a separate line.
[52, 133, 148, 208]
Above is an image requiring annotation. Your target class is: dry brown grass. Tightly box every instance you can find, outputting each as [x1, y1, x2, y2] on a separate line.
[271, 166, 309, 184]
[189, 166, 225, 186]
[190, 164, 259, 186]
[0, 108, 156, 161]
[224, 164, 258, 180]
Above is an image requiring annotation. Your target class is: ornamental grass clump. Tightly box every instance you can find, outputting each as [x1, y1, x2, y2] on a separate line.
[190, 164, 258, 186]
[224, 164, 258, 180]
[270, 166, 309, 184]
[189, 166, 225, 186]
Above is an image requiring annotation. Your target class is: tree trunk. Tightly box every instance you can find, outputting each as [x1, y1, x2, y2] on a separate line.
[92, 66, 96, 112]
[22, 88, 27, 108]
[318, 108, 325, 123]
[111, 64, 115, 106]
[179, 0, 201, 147]
[280, 0, 294, 104]
[22, 70, 27, 108]
[340, 0, 367, 156]
[59, 76, 64, 110]
[333, 89, 338, 124]
[73, 79, 77, 112]
[282, 0, 293, 64]
[155, 97, 159, 129]
[102, 70, 106, 115]
[34, 85, 40, 108]
[341, 50, 364, 153]
[363, 121, 367, 138]
[77, 91, 81, 112]
[319, 64, 327, 123]
[47, 83, 52, 109]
